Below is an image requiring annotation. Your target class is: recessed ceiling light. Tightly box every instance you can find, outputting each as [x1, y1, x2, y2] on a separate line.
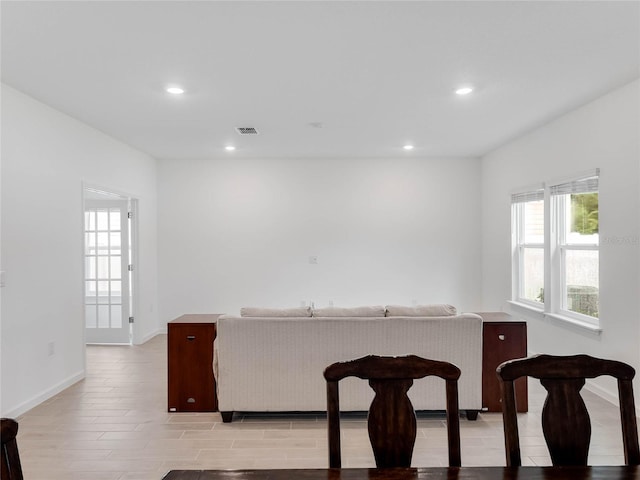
[403, 145, 414, 151]
[166, 86, 185, 95]
[225, 146, 236, 151]
[455, 86, 474, 96]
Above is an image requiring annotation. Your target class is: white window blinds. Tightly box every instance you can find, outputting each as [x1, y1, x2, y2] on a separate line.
[511, 189, 544, 204]
[550, 169, 599, 196]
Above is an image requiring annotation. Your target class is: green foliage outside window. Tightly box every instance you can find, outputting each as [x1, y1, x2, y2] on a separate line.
[567, 285, 599, 318]
[536, 286, 599, 317]
[571, 193, 598, 235]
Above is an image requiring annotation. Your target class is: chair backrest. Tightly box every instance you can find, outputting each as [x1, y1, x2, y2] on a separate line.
[497, 354, 640, 467]
[324, 354, 461, 468]
[1, 418, 24, 480]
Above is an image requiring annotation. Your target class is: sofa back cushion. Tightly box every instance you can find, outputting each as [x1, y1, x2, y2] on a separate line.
[385, 304, 457, 317]
[240, 306, 312, 317]
[312, 305, 386, 317]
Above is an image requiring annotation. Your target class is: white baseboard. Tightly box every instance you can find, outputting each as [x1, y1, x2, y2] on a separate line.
[3, 370, 85, 419]
[584, 378, 640, 418]
[134, 328, 165, 345]
[584, 379, 619, 407]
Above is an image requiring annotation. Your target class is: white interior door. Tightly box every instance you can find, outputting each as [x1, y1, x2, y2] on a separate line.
[84, 198, 131, 344]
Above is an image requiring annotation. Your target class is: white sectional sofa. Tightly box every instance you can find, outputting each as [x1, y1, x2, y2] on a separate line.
[213, 305, 483, 422]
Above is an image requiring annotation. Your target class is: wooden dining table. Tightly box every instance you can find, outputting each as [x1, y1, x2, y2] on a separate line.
[162, 466, 639, 479]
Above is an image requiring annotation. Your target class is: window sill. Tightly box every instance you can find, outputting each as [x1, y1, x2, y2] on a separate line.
[506, 300, 544, 315]
[543, 313, 602, 335]
[507, 301, 602, 335]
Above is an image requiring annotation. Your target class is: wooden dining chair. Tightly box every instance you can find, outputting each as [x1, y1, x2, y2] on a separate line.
[324, 354, 461, 468]
[497, 353, 640, 467]
[1, 418, 24, 480]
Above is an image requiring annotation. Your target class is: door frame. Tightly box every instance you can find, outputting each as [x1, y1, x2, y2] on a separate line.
[82, 183, 139, 345]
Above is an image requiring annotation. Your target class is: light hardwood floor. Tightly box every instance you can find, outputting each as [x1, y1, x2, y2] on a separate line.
[15, 334, 629, 480]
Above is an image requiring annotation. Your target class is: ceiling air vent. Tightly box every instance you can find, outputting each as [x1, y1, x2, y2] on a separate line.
[236, 127, 259, 135]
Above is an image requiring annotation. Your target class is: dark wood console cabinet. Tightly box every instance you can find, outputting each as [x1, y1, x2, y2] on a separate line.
[168, 314, 221, 412]
[478, 312, 528, 413]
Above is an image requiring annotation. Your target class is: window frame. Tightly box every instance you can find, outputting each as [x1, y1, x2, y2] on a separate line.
[550, 176, 600, 326]
[511, 187, 545, 309]
[510, 169, 600, 330]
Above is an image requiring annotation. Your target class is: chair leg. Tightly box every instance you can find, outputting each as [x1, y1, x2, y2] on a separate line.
[220, 411, 233, 423]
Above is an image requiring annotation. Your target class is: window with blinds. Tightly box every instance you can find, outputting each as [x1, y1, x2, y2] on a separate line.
[550, 170, 599, 321]
[510, 169, 600, 327]
[511, 187, 545, 306]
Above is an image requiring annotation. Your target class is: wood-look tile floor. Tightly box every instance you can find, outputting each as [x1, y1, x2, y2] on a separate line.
[15, 334, 630, 479]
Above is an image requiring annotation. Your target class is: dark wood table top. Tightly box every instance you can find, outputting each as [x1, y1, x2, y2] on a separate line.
[162, 466, 639, 479]
[168, 314, 222, 324]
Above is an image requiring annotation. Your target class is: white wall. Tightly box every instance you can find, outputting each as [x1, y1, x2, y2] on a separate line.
[0, 84, 159, 417]
[481, 79, 640, 400]
[5, 78, 635, 418]
[157, 157, 482, 323]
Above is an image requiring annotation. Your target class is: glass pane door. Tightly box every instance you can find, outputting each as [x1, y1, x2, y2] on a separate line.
[84, 199, 130, 344]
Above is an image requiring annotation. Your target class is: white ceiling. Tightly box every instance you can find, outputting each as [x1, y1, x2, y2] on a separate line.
[2, 1, 639, 160]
